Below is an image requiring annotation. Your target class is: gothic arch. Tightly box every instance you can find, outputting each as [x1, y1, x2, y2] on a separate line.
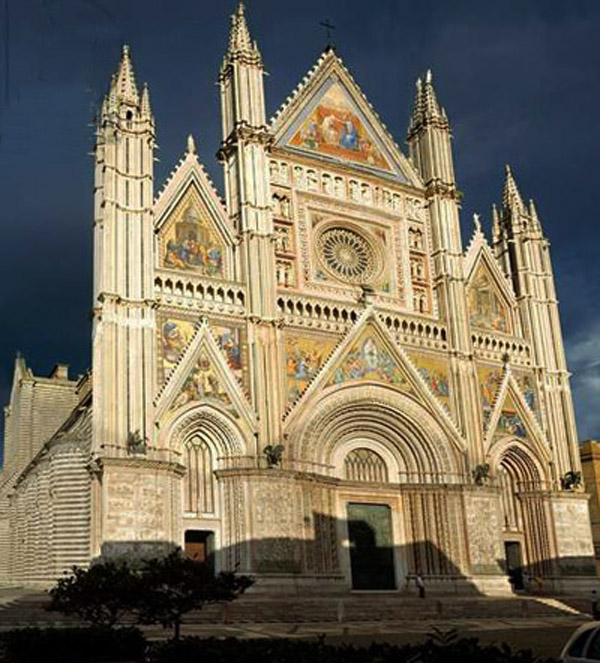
[290, 384, 464, 482]
[487, 437, 550, 488]
[159, 402, 250, 466]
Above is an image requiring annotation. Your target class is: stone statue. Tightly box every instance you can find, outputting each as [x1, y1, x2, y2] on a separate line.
[264, 444, 284, 468]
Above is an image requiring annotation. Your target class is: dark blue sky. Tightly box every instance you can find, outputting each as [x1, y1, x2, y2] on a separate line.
[1, 0, 599, 458]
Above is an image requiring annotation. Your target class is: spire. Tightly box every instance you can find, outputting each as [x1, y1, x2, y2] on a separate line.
[409, 69, 447, 133]
[113, 44, 139, 106]
[140, 82, 152, 118]
[224, 2, 262, 65]
[502, 164, 525, 213]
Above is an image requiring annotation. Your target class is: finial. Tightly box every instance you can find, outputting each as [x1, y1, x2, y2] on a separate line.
[425, 69, 433, 84]
[473, 212, 482, 234]
[187, 133, 197, 155]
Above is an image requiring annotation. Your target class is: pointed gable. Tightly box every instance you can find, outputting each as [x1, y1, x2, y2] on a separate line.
[484, 371, 546, 452]
[271, 50, 420, 185]
[154, 142, 236, 279]
[155, 320, 253, 427]
[465, 227, 517, 336]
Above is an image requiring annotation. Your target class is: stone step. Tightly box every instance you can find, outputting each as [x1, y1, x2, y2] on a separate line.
[0, 592, 591, 627]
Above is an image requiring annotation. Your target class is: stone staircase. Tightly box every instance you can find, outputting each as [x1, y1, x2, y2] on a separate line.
[0, 591, 592, 628]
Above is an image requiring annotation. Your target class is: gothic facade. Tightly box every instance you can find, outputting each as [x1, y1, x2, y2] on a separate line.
[0, 4, 595, 593]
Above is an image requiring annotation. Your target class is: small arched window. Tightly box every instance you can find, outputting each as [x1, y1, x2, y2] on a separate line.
[344, 447, 388, 483]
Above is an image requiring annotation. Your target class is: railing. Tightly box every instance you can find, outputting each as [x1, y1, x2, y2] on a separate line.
[154, 274, 246, 315]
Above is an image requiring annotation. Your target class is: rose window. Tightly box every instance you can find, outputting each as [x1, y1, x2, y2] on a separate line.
[318, 227, 378, 284]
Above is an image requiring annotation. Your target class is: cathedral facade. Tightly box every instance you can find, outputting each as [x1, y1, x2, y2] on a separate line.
[0, 4, 595, 593]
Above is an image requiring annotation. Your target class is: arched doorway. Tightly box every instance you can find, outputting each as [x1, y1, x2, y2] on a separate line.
[493, 441, 552, 590]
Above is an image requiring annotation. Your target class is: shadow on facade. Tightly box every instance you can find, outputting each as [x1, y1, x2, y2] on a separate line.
[100, 510, 485, 595]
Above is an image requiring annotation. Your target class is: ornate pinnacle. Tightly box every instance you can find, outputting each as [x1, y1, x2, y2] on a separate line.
[224, 2, 262, 65]
[502, 164, 525, 213]
[409, 69, 446, 133]
[112, 43, 139, 106]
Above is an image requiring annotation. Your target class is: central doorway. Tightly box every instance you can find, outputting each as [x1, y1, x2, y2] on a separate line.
[184, 530, 215, 573]
[347, 503, 395, 590]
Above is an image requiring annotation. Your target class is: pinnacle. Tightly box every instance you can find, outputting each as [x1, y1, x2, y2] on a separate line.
[225, 1, 261, 63]
[502, 164, 525, 212]
[409, 68, 446, 132]
[112, 43, 139, 106]
[140, 83, 152, 117]
[187, 133, 197, 155]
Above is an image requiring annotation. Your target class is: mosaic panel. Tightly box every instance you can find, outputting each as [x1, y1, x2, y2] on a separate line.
[160, 317, 244, 387]
[407, 352, 451, 411]
[289, 78, 392, 172]
[467, 263, 510, 333]
[515, 373, 537, 413]
[161, 188, 224, 276]
[328, 332, 411, 390]
[478, 365, 504, 424]
[496, 393, 527, 439]
[285, 333, 337, 406]
[170, 352, 236, 415]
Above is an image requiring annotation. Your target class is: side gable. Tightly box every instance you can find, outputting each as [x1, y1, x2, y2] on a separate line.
[155, 320, 254, 430]
[484, 369, 548, 458]
[154, 142, 237, 280]
[465, 226, 519, 336]
[270, 50, 421, 187]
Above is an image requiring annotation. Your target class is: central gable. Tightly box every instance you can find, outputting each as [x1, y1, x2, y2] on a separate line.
[285, 77, 393, 174]
[271, 51, 420, 185]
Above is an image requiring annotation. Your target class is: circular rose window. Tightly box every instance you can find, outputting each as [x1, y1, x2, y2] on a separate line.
[318, 226, 379, 284]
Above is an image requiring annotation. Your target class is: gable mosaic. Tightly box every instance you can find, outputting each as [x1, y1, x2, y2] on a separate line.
[495, 393, 527, 439]
[170, 352, 236, 415]
[288, 77, 392, 172]
[159, 316, 244, 387]
[328, 331, 411, 391]
[478, 365, 504, 424]
[161, 187, 224, 277]
[467, 263, 510, 333]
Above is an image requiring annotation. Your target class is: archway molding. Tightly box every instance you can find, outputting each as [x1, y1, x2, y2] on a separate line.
[290, 383, 464, 482]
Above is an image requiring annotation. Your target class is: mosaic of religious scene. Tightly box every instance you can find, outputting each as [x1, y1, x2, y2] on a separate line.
[467, 264, 509, 333]
[478, 365, 504, 423]
[329, 333, 410, 389]
[407, 352, 451, 411]
[289, 81, 391, 171]
[285, 334, 337, 406]
[516, 373, 536, 412]
[496, 393, 527, 439]
[170, 353, 235, 414]
[163, 200, 224, 276]
[160, 318, 243, 386]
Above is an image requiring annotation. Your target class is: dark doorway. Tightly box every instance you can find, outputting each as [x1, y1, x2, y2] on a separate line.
[184, 530, 215, 572]
[347, 503, 395, 590]
[505, 540, 524, 591]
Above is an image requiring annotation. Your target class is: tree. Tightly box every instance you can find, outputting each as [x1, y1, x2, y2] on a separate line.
[137, 550, 254, 639]
[48, 559, 142, 627]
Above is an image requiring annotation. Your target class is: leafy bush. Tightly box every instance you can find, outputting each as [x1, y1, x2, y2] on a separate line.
[48, 559, 142, 627]
[0, 626, 146, 663]
[147, 633, 559, 663]
[47, 548, 253, 638]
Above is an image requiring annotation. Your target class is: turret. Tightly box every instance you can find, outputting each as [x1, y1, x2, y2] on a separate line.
[407, 71, 481, 458]
[217, 3, 282, 450]
[494, 165, 579, 476]
[92, 45, 156, 457]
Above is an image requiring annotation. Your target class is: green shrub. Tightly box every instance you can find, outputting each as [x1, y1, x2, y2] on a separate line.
[0, 626, 146, 663]
[147, 634, 558, 663]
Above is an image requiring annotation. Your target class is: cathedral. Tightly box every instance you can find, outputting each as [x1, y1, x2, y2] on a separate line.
[0, 4, 595, 594]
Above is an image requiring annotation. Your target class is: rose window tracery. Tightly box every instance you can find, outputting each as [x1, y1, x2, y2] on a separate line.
[318, 227, 378, 284]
